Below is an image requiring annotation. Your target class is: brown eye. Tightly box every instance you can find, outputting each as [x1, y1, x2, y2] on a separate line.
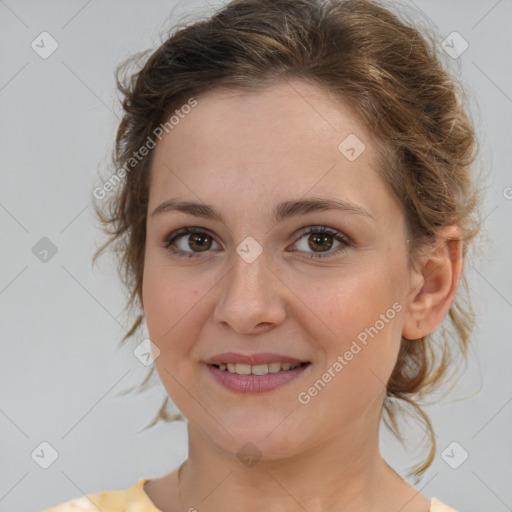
[164, 227, 221, 257]
[291, 226, 350, 260]
[188, 233, 212, 252]
[308, 232, 334, 252]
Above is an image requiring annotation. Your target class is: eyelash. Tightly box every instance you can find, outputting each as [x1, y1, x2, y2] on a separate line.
[162, 226, 351, 260]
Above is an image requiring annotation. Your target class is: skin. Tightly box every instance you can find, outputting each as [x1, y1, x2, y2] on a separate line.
[140, 78, 462, 512]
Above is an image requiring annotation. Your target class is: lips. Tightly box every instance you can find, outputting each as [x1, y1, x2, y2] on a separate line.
[204, 352, 311, 393]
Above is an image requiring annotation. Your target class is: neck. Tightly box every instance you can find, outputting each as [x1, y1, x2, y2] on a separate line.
[177, 418, 409, 512]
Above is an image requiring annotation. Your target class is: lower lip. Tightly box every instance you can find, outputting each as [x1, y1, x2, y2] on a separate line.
[207, 364, 310, 393]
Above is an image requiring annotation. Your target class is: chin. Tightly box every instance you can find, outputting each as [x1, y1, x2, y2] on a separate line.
[192, 414, 311, 462]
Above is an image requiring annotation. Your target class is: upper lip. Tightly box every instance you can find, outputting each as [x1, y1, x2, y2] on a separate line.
[204, 352, 308, 366]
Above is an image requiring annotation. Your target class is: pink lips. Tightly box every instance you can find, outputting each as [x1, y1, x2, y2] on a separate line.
[204, 352, 310, 393]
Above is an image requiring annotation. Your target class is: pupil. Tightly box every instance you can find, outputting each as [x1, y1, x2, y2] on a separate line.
[310, 233, 332, 252]
[190, 233, 211, 251]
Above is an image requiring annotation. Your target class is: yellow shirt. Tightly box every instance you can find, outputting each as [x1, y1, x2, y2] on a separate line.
[43, 478, 457, 512]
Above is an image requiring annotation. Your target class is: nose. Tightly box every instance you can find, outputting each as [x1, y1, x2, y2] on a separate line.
[212, 250, 287, 335]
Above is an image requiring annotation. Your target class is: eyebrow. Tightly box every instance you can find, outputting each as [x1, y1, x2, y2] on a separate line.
[150, 196, 374, 224]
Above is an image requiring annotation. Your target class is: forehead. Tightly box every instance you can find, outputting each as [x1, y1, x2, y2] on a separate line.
[163, 78, 368, 152]
[148, 78, 397, 225]
[151, 78, 374, 172]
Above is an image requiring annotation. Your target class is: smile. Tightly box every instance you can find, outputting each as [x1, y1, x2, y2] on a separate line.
[212, 362, 307, 375]
[204, 353, 311, 393]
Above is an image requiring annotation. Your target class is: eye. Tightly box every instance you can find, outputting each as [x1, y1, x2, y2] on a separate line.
[163, 227, 221, 258]
[162, 225, 350, 260]
[289, 226, 350, 259]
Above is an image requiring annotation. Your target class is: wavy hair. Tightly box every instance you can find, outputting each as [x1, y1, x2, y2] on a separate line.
[92, 0, 481, 479]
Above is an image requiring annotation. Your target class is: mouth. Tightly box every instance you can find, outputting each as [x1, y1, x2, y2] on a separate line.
[204, 353, 311, 393]
[210, 361, 310, 375]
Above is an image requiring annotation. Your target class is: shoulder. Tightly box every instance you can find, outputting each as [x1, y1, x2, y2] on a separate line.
[430, 497, 458, 512]
[42, 478, 161, 512]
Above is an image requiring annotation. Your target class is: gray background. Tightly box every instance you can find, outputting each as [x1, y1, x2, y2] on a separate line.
[1, 1, 511, 511]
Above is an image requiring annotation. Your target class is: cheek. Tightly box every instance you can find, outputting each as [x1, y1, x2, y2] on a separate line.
[141, 262, 208, 407]
[141, 259, 207, 348]
[296, 264, 402, 336]
[295, 264, 405, 386]
[298, 276, 404, 426]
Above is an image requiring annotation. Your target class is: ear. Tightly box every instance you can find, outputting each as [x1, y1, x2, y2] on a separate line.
[402, 226, 463, 340]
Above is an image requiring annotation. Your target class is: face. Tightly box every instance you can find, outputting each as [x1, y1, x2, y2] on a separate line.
[142, 78, 414, 459]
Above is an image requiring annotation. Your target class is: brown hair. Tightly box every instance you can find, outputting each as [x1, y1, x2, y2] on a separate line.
[92, 0, 481, 479]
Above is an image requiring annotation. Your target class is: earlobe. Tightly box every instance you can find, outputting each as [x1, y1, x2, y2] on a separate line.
[402, 227, 463, 340]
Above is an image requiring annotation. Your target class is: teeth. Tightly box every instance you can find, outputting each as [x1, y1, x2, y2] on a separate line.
[235, 363, 251, 375]
[251, 364, 268, 376]
[216, 362, 303, 375]
[268, 362, 282, 373]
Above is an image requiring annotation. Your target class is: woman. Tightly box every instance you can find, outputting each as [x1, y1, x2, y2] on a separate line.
[46, 0, 480, 510]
